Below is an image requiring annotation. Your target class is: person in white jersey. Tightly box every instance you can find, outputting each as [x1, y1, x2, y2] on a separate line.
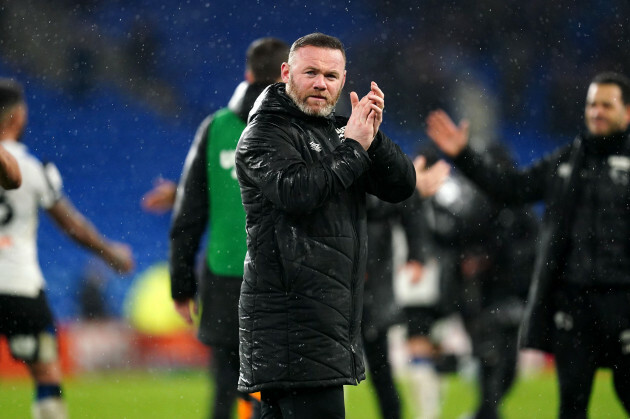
[0, 79, 135, 419]
[0, 141, 20, 189]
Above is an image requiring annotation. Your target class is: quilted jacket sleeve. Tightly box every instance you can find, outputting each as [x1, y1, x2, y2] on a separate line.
[236, 115, 372, 214]
[364, 131, 416, 203]
[169, 116, 211, 300]
[453, 144, 572, 205]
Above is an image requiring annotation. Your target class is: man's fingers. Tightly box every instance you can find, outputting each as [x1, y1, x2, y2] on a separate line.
[358, 96, 374, 122]
[432, 160, 451, 176]
[435, 109, 459, 132]
[369, 102, 382, 117]
[460, 120, 471, 138]
[368, 94, 384, 110]
[426, 161, 450, 183]
[414, 155, 427, 171]
[427, 111, 451, 135]
[174, 301, 194, 325]
[370, 81, 384, 99]
[349, 91, 359, 108]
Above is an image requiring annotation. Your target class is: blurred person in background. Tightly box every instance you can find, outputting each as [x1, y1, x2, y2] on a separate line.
[451, 144, 538, 419]
[148, 37, 289, 419]
[362, 183, 431, 417]
[0, 142, 21, 189]
[425, 72, 630, 418]
[0, 78, 134, 419]
[0, 75, 21, 189]
[397, 151, 454, 419]
[363, 154, 450, 419]
[363, 194, 413, 419]
[235, 33, 415, 417]
[402, 144, 537, 419]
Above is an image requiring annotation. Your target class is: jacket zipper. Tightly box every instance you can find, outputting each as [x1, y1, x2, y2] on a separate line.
[349, 194, 359, 384]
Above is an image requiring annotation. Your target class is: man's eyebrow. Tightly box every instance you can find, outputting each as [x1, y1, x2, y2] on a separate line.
[302, 66, 340, 76]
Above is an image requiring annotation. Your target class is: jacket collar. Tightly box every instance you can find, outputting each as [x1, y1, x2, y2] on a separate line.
[581, 128, 630, 156]
[228, 81, 270, 122]
[249, 83, 337, 123]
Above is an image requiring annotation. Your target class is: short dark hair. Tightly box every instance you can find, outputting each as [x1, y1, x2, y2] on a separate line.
[0, 79, 24, 121]
[288, 33, 346, 65]
[246, 37, 289, 84]
[590, 72, 630, 105]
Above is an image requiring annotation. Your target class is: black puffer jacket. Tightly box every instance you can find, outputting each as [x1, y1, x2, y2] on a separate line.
[452, 129, 630, 352]
[235, 83, 415, 392]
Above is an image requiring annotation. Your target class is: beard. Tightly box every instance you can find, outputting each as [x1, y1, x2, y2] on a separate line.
[286, 75, 341, 117]
[586, 117, 626, 137]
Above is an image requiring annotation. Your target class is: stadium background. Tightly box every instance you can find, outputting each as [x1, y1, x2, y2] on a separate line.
[0, 0, 628, 323]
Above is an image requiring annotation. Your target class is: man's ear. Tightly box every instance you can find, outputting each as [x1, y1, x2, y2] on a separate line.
[281, 62, 290, 83]
[245, 69, 254, 84]
[341, 70, 347, 90]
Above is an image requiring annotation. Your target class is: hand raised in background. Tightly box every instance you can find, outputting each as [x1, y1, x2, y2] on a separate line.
[414, 155, 450, 198]
[426, 109, 470, 158]
[141, 178, 177, 214]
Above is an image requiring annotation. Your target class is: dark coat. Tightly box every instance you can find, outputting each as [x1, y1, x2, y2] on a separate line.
[453, 130, 630, 352]
[363, 191, 425, 337]
[169, 82, 268, 348]
[235, 83, 415, 392]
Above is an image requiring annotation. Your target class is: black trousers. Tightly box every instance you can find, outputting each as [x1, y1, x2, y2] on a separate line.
[260, 386, 345, 419]
[553, 285, 630, 419]
[362, 327, 401, 419]
[210, 346, 241, 419]
[471, 325, 519, 419]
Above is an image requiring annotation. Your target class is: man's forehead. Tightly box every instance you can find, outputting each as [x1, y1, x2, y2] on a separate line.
[293, 46, 345, 69]
[587, 83, 622, 101]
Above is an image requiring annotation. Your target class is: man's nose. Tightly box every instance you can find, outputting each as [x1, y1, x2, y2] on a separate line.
[590, 106, 603, 117]
[313, 75, 326, 90]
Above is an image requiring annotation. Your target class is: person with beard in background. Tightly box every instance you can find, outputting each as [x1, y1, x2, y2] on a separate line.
[426, 72, 630, 418]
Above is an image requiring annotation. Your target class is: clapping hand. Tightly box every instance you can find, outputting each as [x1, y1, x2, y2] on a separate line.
[345, 81, 385, 150]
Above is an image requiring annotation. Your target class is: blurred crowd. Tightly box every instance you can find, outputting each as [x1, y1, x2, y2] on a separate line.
[354, 0, 630, 139]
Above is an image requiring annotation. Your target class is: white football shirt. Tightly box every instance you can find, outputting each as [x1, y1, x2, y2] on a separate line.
[0, 139, 62, 297]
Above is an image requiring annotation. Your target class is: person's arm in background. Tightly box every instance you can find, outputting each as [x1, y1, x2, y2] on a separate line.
[426, 109, 551, 204]
[169, 117, 211, 324]
[47, 197, 134, 274]
[398, 190, 426, 282]
[0, 144, 21, 189]
[141, 178, 177, 214]
[399, 157, 450, 283]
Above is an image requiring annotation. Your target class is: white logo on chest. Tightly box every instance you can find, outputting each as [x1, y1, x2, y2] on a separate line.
[220, 149, 237, 179]
[336, 126, 346, 142]
[309, 141, 323, 152]
[608, 155, 630, 185]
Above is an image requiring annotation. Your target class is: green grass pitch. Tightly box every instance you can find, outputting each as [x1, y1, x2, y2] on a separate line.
[0, 369, 625, 418]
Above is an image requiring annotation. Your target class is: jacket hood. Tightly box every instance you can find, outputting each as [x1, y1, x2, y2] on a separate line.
[228, 81, 270, 122]
[248, 82, 337, 123]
